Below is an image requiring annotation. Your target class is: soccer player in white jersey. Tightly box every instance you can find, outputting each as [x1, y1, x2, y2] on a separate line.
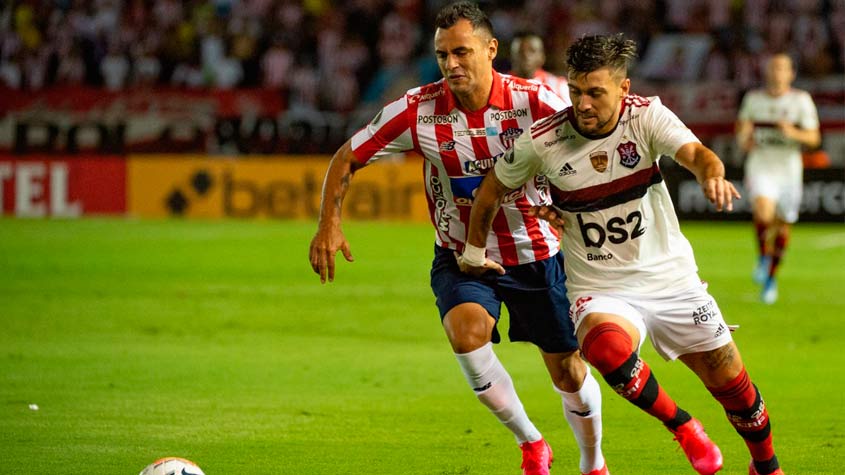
[736, 53, 821, 304]
[309, 3, 608, 475]
[510, 32, 569, 101]
[459, 34, 786, 475]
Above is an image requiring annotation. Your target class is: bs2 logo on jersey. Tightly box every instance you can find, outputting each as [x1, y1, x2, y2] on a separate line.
[577, 211, 646, 248]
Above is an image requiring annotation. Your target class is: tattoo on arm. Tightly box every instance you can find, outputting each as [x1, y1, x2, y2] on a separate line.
[333, 171, 352, 215]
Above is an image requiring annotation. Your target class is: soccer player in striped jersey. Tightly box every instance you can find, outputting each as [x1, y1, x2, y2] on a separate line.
[460, 34, 785, 475]
[309, 3, 607, 475]
[736, 53, 821, 304]
[510, 32, 569, 101]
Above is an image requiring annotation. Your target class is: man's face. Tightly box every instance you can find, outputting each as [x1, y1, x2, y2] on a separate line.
[434, 19, 497, 98]
[765, 54, 795, 91]
[568, 67, 630, 136]
[511, 36, 544, 77]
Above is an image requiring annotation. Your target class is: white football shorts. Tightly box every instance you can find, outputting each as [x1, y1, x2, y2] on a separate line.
[744, 159, 803, 223]
[569, 282, 734, 361]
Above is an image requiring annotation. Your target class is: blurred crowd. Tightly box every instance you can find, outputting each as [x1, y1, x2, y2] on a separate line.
[2, 0, 843, 113]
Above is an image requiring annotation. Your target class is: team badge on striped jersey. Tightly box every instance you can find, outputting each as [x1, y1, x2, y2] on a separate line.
[589, 151, 609, 173]
[617, 142, 641, 169]
[499, 127, 523, 149]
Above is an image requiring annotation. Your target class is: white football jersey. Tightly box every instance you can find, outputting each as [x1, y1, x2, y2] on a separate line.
[738, 88, 819, 177]
[496, 95, 703, 297]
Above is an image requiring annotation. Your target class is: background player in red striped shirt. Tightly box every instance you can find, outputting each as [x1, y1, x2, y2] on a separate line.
[309, 3, 607, 475]
[510, 31, 569, 102]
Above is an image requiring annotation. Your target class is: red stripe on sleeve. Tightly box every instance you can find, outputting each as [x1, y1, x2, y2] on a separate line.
[531, 111, 568, 138]
[351, 109, 411, 163]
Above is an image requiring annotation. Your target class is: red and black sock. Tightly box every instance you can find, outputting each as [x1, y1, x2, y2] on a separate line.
[768, 227, 790, 279]
[582, 323, 690, 429]
[754, 221, 769, 258]
[709, 368, 779, 474]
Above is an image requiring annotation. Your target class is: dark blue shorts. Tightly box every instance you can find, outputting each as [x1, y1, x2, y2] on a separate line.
[430, 245, 577, 353]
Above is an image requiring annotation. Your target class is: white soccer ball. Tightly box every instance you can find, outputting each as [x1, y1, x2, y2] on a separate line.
[139, 457, 206, 475]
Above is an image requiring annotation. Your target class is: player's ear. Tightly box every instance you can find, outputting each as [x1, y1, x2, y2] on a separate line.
[619, 77, 631, 96]
[488, 38, 498, 61]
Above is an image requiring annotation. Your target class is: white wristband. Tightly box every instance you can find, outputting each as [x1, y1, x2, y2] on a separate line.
[462, 243, 487, 267]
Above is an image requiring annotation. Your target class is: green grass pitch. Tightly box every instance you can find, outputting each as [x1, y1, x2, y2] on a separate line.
[1, 218, 843, 474]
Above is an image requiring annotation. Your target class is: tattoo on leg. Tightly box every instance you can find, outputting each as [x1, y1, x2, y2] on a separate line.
[703, 345, 735, 370]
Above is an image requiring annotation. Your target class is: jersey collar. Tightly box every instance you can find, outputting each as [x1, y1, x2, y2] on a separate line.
[443, 69, 506, 113]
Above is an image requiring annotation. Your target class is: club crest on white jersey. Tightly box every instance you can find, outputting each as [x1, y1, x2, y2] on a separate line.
[495, 95, 705, 295]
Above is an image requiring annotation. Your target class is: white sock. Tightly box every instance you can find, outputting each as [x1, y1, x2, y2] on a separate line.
[556, 370, 605, 473]
[455, 342, 542, 444]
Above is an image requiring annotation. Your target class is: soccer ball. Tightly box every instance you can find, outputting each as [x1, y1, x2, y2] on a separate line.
[139, 457, 205, 475]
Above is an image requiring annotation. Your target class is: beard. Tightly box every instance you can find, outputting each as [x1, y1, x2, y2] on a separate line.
[576, 113, 612, 136]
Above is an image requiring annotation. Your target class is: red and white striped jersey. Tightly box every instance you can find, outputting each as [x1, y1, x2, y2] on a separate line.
[350, 70, 567, 266]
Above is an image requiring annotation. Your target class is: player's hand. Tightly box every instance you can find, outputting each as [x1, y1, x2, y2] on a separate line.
[701, 176, 741, 212]
[309, 226, 354, 284]
[455, 252, 506, 277]
[776, 120, 797, 138]
[528, 205, 566, 233]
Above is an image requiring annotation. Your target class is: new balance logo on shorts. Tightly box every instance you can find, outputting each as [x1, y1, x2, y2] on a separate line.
[473, 382, 493, 392]
[558, 162, 576, 176]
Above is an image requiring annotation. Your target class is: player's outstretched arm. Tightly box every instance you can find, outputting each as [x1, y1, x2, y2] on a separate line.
[457, 170, 512, 277]
[735, 119, 755, 153]
[309, 140, 364, 283]
[674, 142, 741, 213]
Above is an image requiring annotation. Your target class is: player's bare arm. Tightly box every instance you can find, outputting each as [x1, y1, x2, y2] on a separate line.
[456, 170, 512, 277]
[674, 142, 741, 212]
[735, 119, 755, 152]
[309, 139, 364, 283]
[776, 120, 821, 148]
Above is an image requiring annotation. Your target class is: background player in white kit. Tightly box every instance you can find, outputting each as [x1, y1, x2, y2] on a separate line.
[459, 34, 786, 475]
[309, 3, 608, 475]
[735, 53, 821, 304]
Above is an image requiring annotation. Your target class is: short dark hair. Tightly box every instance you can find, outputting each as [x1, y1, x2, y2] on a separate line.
[435, 2, 494, 38]
[566, 34, 637, 77]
